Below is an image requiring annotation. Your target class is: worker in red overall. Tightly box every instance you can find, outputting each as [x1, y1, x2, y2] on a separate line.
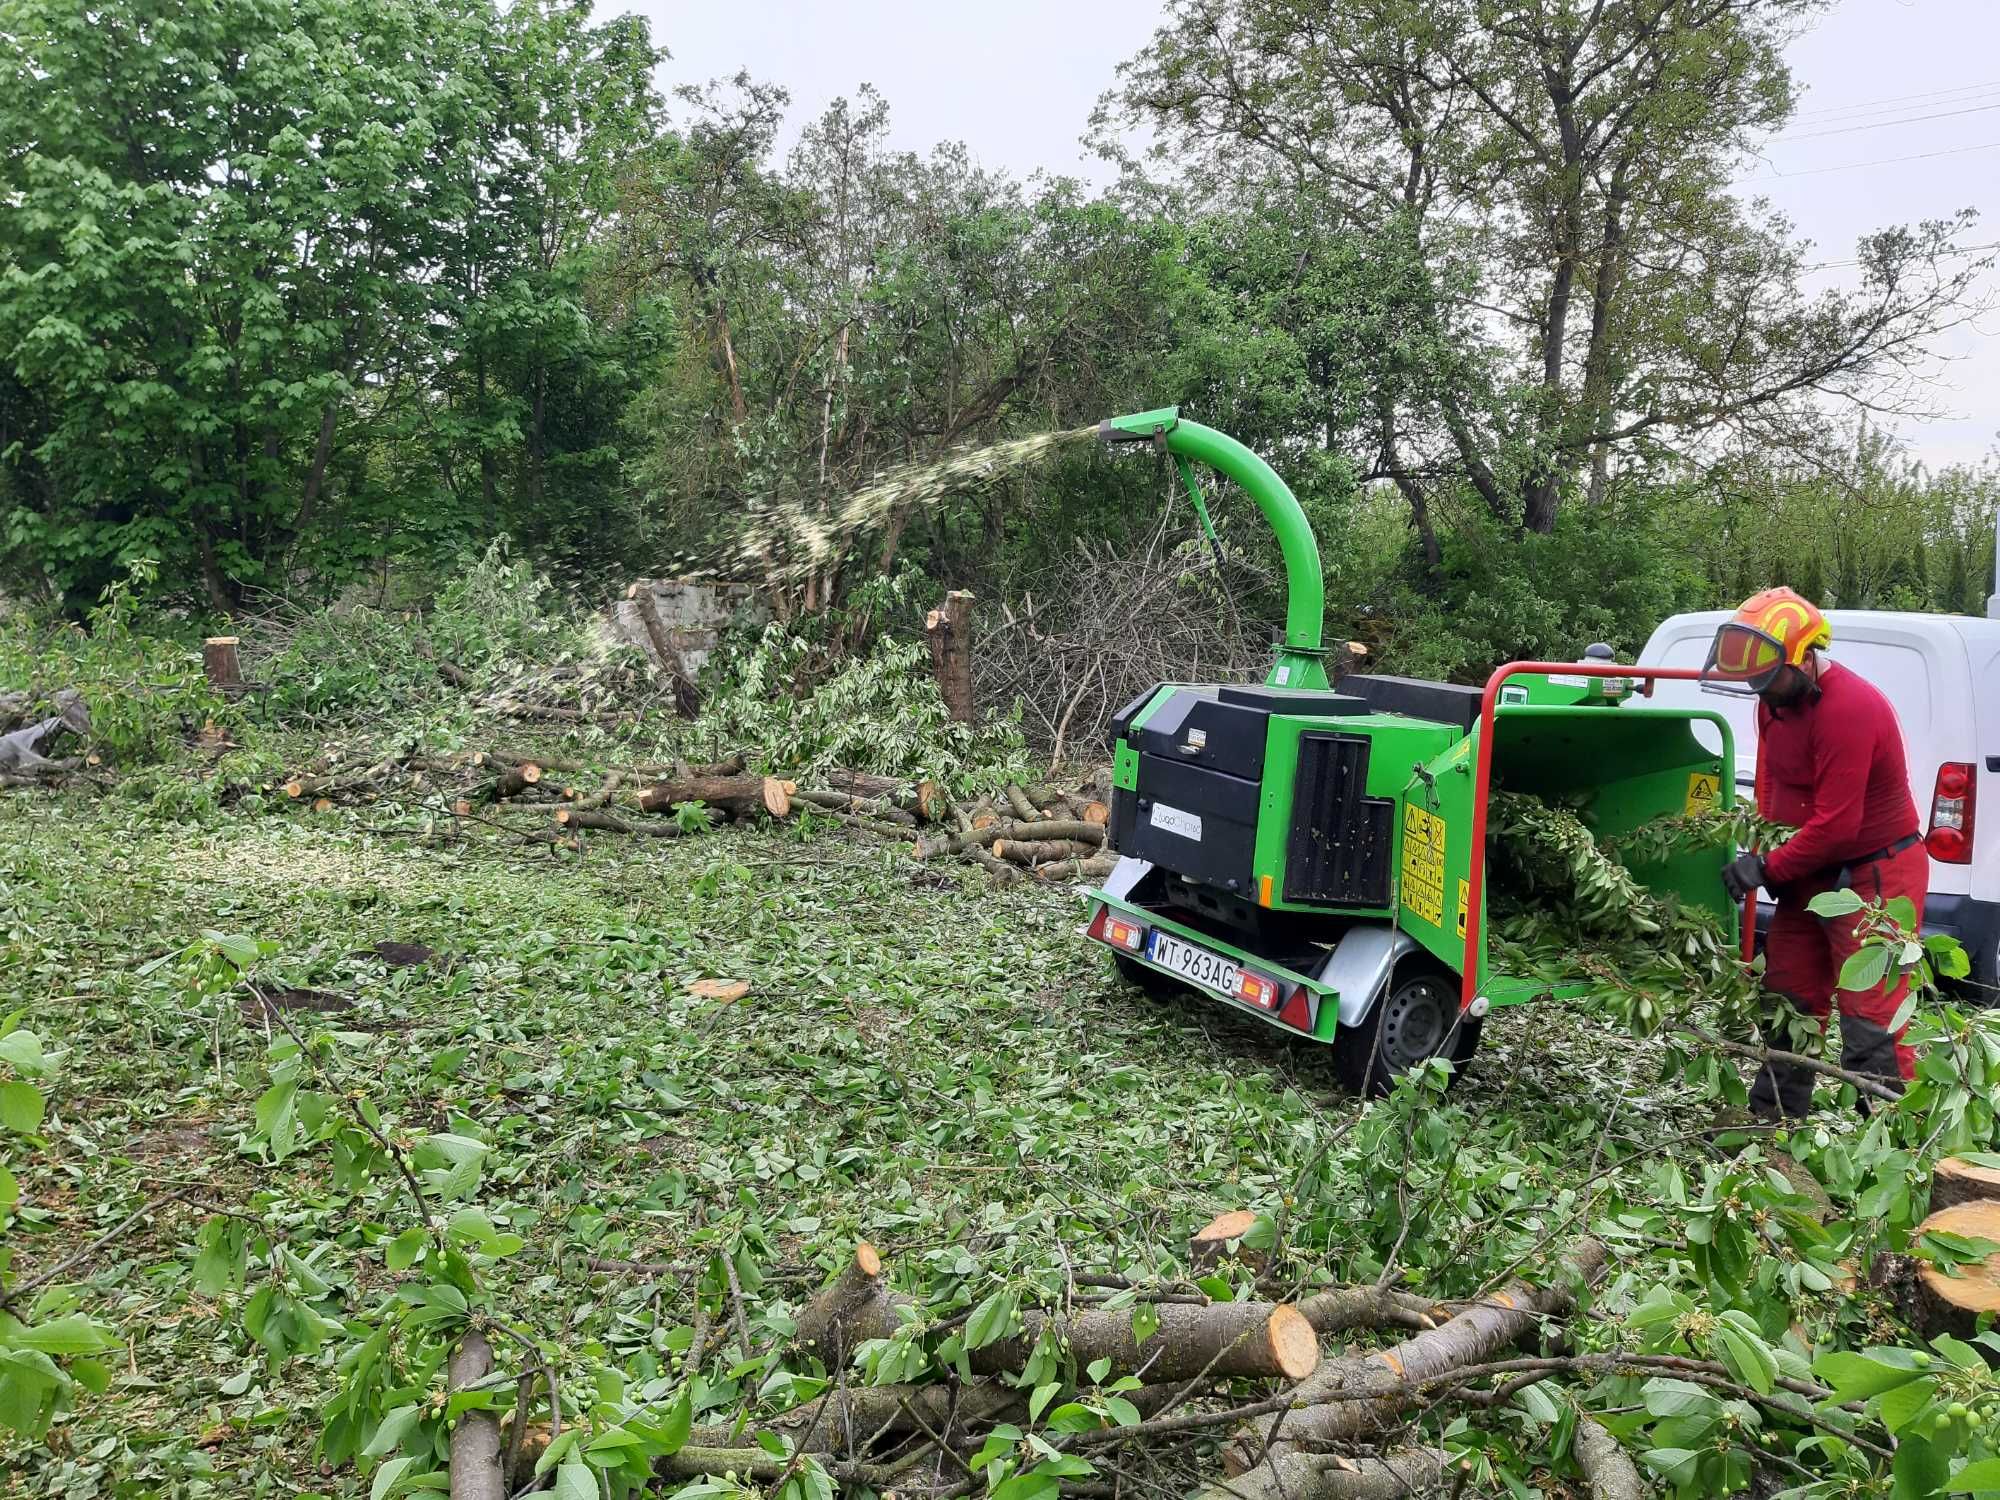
[1703, 587, 1927, 1117]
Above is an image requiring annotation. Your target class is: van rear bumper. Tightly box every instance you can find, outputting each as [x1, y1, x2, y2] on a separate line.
[1752, 892, 2000, 1001]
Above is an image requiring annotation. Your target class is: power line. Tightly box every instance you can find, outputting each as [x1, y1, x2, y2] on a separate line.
[1800, 240, 2000, 273]
[1787, 78, 2000, 121]
[1776, 99, 2000, 142]
[1749, 137, 2000, 180]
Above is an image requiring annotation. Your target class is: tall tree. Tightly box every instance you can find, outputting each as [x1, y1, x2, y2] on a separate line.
[1105, 0, 1992, 538]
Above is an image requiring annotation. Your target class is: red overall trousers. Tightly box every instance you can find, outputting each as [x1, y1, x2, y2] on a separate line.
[1751, 839, 1928, 1117]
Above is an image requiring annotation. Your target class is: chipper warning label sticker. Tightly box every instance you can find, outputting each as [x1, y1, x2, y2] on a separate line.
[1685, 772, 1721, 816]
[1400, 803, 1447, 927]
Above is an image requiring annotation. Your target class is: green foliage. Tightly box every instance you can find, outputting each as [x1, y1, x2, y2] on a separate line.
[697, 614, 1031, 790]
[0, 0, 662, 609]
[0, 560, 227, 764]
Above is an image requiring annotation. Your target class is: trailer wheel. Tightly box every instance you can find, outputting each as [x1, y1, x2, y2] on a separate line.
[1112, 953, 1183, 1001]
[1334, 966, 1478, 1096]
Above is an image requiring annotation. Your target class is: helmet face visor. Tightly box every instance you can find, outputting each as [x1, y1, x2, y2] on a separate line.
[1702, 622, 1786, 694]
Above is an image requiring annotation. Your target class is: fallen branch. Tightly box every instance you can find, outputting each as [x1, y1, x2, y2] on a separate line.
[447, 1330, 505, 1500]
[1573, 1413, 1645, 1500]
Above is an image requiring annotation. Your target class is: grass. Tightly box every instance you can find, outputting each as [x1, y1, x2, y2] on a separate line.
[0, 788, 1700, 1495]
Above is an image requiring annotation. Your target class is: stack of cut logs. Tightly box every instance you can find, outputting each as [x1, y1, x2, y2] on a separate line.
[271, 745, 1118, 883]
[448, 1218, 1636, 1500]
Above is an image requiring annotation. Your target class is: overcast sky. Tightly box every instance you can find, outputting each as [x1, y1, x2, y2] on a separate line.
[644, 0, 1999, 473]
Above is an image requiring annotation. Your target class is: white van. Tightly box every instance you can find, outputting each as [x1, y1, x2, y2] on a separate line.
[1635, 609, 2000, 992]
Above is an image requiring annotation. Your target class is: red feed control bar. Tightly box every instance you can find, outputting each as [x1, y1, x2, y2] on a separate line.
[1459, 661, 1755, 1013]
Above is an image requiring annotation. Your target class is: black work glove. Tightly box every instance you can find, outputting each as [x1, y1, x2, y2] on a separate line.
[1720, 851, 1766, 902]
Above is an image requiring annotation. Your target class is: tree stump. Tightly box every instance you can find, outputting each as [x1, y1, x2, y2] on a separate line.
[925, 590, 976, 723]
[1913, 1203, 2000, 1338]
[1931, 1156, 2000, 1212]
[203, 637, 246, 698]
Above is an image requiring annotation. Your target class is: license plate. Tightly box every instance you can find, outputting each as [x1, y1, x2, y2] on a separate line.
[1146, 932, 1242, 998]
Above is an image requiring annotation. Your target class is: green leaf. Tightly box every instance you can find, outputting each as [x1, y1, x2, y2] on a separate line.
[364, 1404, 422, 1458]
[1814, 1350, 1933, 1400]
[1028, 1381, 1061, 1423]
[12, 1314, 116, 1357]
[1948, 1457, 2000, 1491]
[386, 1226, 429, 1272]
[1807, 889, 1865, 918]
[656, 1386, 692, 1455]
[0, 1080, 45, 1135]
[0, 1030, 47, 1075]
[1640, 1447, 1701, 1485]
[964, 1289, 1018, 1352]
[1129, 1299, 1160, 1346]
[1640, 1378, 1715, 1419]
[989, 1473, 1060, 1500]
[371, 1455, 417, 1500]
[552, 1459, 598, 1500]
[1837, 944, 1891, 993]
[1876, 1374, 1938, 1434]
[1894, 1433, 1950, 1500]
[1714, 1323, 1777, 1396]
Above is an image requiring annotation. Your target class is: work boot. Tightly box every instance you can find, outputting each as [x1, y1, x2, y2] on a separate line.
[1747, 1056, 1815, 1121]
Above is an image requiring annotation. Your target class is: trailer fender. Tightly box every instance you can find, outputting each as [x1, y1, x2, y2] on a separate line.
[1100, 854, 1155, 901]
[1318, 927, 1420, 1028]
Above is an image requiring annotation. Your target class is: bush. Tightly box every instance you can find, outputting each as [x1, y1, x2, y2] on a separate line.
[0, 561, 227, 764]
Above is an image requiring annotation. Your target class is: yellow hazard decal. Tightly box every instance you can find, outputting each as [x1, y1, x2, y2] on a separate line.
[1685, 771, 1721, 817]
[1400, 803, 1447, 928]
[1455, 879, 1470, 939]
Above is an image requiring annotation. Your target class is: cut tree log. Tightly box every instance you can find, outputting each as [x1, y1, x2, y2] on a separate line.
[1004, 783, 1042, 822]
[794, 1246, 1443, 1386]
[1210, 1237, 1608, 1486]
[554, 808, 685, 837]
[203, 637, 246, 698]
[1912, 1200, 2000, 1338]
[627, 581, 702, 719]
[447, 1329, 505, 1500]
[925, 589, 975, 723]
[1034, 853, 1117, 883]
[992, 837, 1096, 865]
[491, 764, 542, 800]
[1573, 1414, 1646, 1500]
[1189, 1210, 1262, 1271]
[1931, 1156, 2000, 1212]
[793, 1243, 902, 1366]
[1214, 1447, 1451, 1500]
[634, 774, 777, 818]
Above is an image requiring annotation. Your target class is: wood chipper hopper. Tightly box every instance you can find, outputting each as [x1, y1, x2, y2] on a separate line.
[1080, 407, 1748, 1090]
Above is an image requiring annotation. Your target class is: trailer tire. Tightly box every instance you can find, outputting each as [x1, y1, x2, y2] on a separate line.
[1112, 952, 1183, 1001]
[1334, 964, 1477, 1096]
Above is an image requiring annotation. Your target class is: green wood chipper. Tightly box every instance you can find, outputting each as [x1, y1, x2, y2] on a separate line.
[1080, 407, 1748, 1091]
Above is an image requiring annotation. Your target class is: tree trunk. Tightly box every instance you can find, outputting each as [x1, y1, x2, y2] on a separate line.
[626, 583, 702, 718]
[447, 1330, 505, 1500]
[203, 637, 246, 698]
[294, 400, 338, 545]
[925, 590, 976, 723]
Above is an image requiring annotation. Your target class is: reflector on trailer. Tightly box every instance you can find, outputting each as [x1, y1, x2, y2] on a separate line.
[1104, 915, 1146, 952]
[1235, 971, 1280, 1010]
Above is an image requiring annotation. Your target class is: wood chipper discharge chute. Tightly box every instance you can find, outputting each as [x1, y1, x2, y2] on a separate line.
[1079, 408, 1747, 1091]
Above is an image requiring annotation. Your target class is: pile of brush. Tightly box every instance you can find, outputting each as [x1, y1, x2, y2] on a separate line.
[267, 743, 1120, 883]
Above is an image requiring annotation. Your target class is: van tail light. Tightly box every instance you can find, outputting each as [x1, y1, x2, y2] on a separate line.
[1927, 762, 1976, 864]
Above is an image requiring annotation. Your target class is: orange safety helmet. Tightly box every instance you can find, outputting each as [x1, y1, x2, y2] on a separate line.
[1701, 586, 1831, 693]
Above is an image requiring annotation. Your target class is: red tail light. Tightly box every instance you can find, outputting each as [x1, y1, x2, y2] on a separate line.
[1926, 762, 1976, 864]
